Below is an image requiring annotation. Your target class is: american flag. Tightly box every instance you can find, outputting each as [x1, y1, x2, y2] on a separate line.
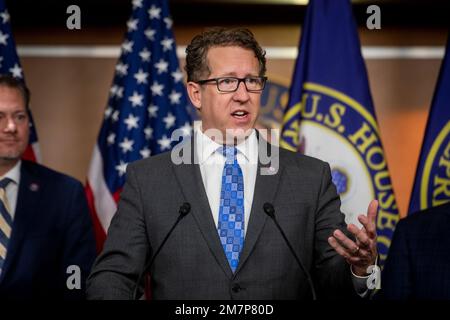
[86, 0, 192, 251]
[0, 0, 40, 162]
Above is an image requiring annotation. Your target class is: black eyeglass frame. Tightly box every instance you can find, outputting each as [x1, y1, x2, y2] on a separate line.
[195, 76, 268, 92]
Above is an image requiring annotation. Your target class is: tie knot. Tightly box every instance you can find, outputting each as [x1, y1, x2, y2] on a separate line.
[0, 178, 12, 190]
[219, 146, 238, 163]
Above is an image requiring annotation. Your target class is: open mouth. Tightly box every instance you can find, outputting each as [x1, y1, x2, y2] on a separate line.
[231, 110, 249, 119]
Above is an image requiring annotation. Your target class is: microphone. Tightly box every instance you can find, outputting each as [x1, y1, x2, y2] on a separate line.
[132, 202, 191, 300]
[263, 202, 317, 300]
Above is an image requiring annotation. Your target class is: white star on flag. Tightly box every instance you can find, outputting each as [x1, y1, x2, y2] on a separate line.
[127, 18, 139, 32]
[115, 161, 128, 177]
[104, 106, 113, 119]
[0, 57, 3, 68]
[163, 112, 176, 129]
[134, 69, 149, 84]
[148, 104, 158, 117]
[110, 85, 124, 98]
[144, 126, 153, 140]
[144, 28, 156, 41]
[171, 69, 184, 83]
[155, 59, 168, 74]
[128, 91, 144, 107]
[158, 135, 172, 151]
[132, 0, 143, 9]
[107, 133, 116, 145]
[112, 110, 120, 122]
[163, 17, 173, 29]
[180, 122, 193, 137]
[140, 147, 151, 159]
[160, 37, 173, 52]
[148, 5, 161, 19]
[9, 64, 22, 78]
[119, 137, 134, 153]
[116, 87, 124, 98]
[0, 31, 9, 46]
[124, 114, 140, 130]
[121, 40, 134, 53]
[169, 90, 182, 105]
[0, 10, 10, 24]
[115, 62, 128, 76]
[139, 48, 151, 62]
[110, 85, 118, 97]
[150, 81, 164, 96]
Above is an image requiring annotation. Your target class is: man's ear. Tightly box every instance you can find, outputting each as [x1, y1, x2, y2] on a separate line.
[186, 81, 202, 111]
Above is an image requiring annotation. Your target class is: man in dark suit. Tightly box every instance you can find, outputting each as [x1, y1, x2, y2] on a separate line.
[379, 202, 450, 299]
[0, 74, 96, 299]
[87, 28, 379, 300]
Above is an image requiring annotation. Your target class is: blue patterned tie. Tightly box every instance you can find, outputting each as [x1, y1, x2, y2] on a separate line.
[217, 146, 245, 273]
[0, 178, 12, 274]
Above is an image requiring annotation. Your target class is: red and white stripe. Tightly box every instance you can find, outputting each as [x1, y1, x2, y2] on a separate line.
[22, 142, 41, 163]
[86, 145, 118, 253]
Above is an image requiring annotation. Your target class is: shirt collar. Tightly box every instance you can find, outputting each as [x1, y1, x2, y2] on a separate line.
[235, 130, 258, 164]
[0, 160, 21, 186]
[195, 125, 258, 165]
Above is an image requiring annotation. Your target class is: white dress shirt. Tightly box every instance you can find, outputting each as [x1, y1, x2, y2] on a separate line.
[0, 160, 21, 218]
[196, 128, 258, 236]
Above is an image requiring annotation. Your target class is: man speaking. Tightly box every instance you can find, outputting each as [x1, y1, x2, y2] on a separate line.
[87, 28, 378, 300]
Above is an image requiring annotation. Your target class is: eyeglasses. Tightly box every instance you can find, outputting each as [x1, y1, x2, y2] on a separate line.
[196, 76, 267, 92]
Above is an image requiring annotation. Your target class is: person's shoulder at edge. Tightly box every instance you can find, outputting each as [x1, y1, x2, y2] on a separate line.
[396, 202, 450, 230]
[22, 159, 84, 188]
[277, 145, 329, 170]
[126, 148, 175, 173]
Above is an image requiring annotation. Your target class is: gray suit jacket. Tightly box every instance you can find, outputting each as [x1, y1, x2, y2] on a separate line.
[87, 136, 356, 300]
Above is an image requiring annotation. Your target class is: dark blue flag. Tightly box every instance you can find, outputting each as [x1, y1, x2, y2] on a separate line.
[408, 35, 450, 213]
[0, 0, 40, 161]
[280, 0, 399, 266]
[86, 0, 192, 248]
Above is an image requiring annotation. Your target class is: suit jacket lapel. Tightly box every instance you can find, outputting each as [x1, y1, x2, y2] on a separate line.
[1, 161, 41, 280]
[235, 141, 283, 275]
[171, 138, 233, 279]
